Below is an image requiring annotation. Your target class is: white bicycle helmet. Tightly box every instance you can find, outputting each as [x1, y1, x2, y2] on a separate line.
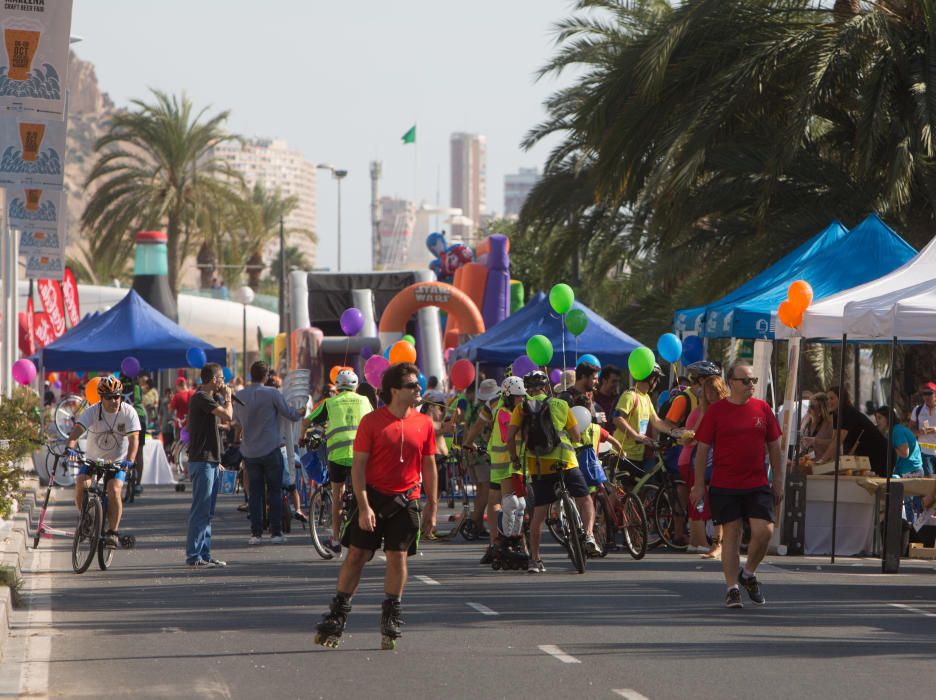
[335, 369, 359, 391]
[502, 376, 527, 397]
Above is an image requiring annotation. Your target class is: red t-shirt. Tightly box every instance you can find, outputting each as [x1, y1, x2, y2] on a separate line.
[353, 406, 436, 498]
[170, 389, 194, 422]
[693, 398, 781, 490]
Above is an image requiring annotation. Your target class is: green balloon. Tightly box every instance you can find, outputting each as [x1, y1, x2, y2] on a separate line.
[526, 335, 554, 366]
[549, 283, 575, 315]
[566, 308, 588, 337]
[628, 346, 656, 381]
[401, 334, 416, 345]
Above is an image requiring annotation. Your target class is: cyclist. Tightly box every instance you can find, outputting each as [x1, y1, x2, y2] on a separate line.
[460, 378, 501, 539]
[506, 370, 589, 573]
[65, 375, 139, 549]
[613, 363, 676, 469]
[307, 369, 373, 552]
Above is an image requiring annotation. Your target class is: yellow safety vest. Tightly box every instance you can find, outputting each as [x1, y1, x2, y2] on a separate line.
[487, 399, 510, 467]
[324, 390, 373, 465]
[520, 395, 578, 474]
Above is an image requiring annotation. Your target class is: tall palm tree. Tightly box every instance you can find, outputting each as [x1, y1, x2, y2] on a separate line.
[240, 182, 314, 289]
[81, 90, 244, 293]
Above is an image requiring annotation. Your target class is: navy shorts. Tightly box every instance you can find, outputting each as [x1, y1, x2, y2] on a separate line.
[327, 460, 352, 485]
[78, 465, 126, 482]
[530, 467, 589, 507]
[708, 486, 775, 525]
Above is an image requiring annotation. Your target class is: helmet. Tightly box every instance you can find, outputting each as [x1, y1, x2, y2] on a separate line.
[523, 370, 549, 390]
[502, 376, 527, 397]
[335, 369, 359, 391]
[97, 375, 123, 397]
[687, 360, 720, 379]
[650, 363, 665, 379]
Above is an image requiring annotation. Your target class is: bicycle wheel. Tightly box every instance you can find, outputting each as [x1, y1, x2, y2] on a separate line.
[592, 496, 612, 557]
[620, 492, 649, 560]
[54, 395, 85, 440]
[559, 492, 586, 573]
[546, 500, 568, 547]
[309, 486, 335, 559]
[72, 494, 102, 574]
[97, 527, 115, 570]
[655, 484, 688, 550]
[122, 468, 136, 504]
[637, 483, 663, 549]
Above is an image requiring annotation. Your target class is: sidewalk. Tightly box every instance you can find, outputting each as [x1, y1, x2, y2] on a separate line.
[0, 476, 40, 660]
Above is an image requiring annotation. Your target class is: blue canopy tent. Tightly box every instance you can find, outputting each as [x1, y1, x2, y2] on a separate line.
[702, 214, 917, 339]
[673, 220, 849, 335]
[40, 289, 226, 371]
[454, 294, 641, 368]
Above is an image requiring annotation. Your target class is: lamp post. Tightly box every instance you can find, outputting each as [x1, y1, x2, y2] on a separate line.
[278, 216, 285, 333]
[235, 285, 255, 380]
[317, 163, 348, 272]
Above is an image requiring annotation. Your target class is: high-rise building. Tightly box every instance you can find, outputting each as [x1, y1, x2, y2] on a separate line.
[210, 138, 317, 266]
[376, 196, 417, 270]
[504, 167, 540, 219]
[450, 132, 487, 243]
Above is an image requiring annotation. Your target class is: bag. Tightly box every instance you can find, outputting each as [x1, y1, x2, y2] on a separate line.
[660, 389, 692, 428]
[522, 398, 561, 456]
[220, 444, 243, 468]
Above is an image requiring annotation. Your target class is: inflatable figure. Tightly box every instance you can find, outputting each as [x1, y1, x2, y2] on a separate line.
[425, 231, 474, 283]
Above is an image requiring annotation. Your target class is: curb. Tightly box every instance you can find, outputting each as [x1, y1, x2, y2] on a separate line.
[0, 476, 42, 660]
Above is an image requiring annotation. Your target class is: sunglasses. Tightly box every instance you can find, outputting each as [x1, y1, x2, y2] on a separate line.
[101, 394, 121, 400]
[730, 376, 758, 386]
[398, 381, 421, 390]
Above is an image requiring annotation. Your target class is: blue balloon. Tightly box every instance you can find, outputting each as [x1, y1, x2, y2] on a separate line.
[222, 367, 233, 382]
[186, 347, 207, 369]
[656, 389, 671, 414]
[682, 335, 704, 364]
[383, 345, 392, 360]
[657, 333, 683, 364]
[578, 353, 601, 369]
[417, 372, 427, 392]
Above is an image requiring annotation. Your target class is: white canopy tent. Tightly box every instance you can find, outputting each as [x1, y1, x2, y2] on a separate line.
[843, 277, 936, 341]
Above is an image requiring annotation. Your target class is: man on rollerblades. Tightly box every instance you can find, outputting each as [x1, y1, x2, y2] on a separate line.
[314, 362, 438, 650]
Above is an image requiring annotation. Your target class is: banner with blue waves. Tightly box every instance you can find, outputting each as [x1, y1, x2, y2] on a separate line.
[8, 184, 65, 254]
[0, 114, 64, 187]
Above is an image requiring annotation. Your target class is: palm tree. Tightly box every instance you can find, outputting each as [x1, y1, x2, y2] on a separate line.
[240, 182, 314, 289]
[81, 90, 244, 293]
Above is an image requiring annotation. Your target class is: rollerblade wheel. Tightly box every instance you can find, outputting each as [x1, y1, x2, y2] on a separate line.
[381, 635, 397, 650]
[315, 633, 340, 649]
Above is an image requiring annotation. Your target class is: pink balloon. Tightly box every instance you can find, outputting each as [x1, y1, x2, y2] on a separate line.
[12, 358, 37, 385]
[364, 355, 390, 387]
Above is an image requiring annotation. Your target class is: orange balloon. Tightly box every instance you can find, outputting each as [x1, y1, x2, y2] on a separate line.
[788, 280, 814, 312]
[777, 300, 803, 329]
[85, 376, 102, 404]
[388, 340, 417, 365]
[46, 372, 57, 383]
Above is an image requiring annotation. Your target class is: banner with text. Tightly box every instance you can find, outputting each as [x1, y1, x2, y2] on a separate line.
[0, 0, 73, 118]
[25, 251, 62, 279]
[0, 114, 64, 188]
[37, 276, 64, 337]
[32, 310, 54, 348]
[9, 184, 65, 253]
[61, 266, 79, 326]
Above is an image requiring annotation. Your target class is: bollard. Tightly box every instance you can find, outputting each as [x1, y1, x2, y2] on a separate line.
[782, 473, 806, 555]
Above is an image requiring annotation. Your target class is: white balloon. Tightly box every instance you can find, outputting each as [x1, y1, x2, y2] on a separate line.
[571, 405, 592, 435]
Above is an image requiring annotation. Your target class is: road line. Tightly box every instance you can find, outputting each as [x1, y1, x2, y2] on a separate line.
[889, 603, 936, 618]
[538, 644, 581, 664]
[415, 574, 441, 586]
[466, 602, 498, 616]
[613, 690, 650, 700]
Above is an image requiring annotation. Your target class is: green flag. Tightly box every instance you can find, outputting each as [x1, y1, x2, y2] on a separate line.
[401, 125, 416, 144]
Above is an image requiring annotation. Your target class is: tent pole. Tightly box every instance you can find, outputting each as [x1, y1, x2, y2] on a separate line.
[882, 336, 898, 571]
[831, 333, 847, 564]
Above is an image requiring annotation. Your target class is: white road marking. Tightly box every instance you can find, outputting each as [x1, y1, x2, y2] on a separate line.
[889, 603, 936, 618]
[466, 602, 498, 616]
[613, 690, 651, 700]
[538, 644, 581, 664]
[415, 574, 441, 586]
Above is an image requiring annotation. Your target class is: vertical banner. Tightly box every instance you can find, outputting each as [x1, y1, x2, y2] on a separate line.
[32, 310, 53, 348]
[0, 0, 73, 118]
[0, 114, 65, 188]
[9, 185, 66, 254]
[25, 251, 62, 279]
[61, 266, 79, 326]
[37, 276, 64, 337]
[25, 293, 34, 352]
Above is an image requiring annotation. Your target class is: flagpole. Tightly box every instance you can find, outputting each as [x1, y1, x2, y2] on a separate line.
[413, 121, 418, 207]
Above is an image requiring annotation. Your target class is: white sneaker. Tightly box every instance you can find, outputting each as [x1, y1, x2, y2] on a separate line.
[248, 536, 262, 545]
[271, 535, 288, 544]
[584, 535, 601, 556]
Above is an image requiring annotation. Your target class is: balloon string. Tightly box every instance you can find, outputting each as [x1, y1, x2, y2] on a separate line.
[561, 315, 566, 370]
[344, 336, 350, 367]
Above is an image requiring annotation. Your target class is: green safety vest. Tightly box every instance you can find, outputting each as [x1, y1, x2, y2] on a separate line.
[324, 390, 372, 466]
[486, 399, 511, 467]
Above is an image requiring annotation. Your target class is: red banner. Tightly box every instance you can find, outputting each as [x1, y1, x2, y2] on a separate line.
[24, 296, 35, 355]
[62, 267, 80, 328]
[33, 312, 55, 349]
[37, 278, 66, 338]
[18, 313, 33, 355]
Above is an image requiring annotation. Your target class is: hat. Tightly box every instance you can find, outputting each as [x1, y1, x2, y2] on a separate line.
[477, 378, 500, 402]
[423, 389, 446, 405]
[924, 382, 936, 393]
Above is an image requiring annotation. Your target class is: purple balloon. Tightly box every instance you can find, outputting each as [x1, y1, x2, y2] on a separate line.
[364, 355, 390, 387]
[512, 355, 536, 377]
[550, 368, 563, 385]
[120, 356, 141, 378]
[340, 307, 365, 336]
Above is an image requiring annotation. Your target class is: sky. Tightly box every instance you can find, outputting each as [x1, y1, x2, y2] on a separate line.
[70, 0, 577, 272]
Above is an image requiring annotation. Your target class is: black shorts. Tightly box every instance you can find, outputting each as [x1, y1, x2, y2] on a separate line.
[708, 486, 775, 525]
[530, 467, 589, 507]
[343, 488, 421, 554]
[327, 460, 352, 485]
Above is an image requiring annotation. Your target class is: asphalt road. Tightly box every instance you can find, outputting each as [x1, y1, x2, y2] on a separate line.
[4, 485, 936, 699]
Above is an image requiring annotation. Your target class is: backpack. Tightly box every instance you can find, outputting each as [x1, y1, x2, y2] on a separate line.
[522, 398, 561, 456]
[659, 388, 694, 428]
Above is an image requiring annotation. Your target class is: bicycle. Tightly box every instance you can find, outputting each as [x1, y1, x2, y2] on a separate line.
[309, 474, 355, 560]
[33, 445, 77, 549]
[538, 465, 589, 573]
[424, 450, 479, 541]
[591, 475, 649, 560]
[121, 463, 138, 504]
[53, 394, 86, 439]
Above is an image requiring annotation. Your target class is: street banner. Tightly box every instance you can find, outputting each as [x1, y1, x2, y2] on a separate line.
[61, 266, 79, 327]
[33, 310, 53, 348]
[25, 251, 63, 280]
[16, 294, 34, 355]
[9, 185, 65, 253]
[37, 276, 64, 337]
[0, 0, 73, 118]
[0, 114, 64, 187]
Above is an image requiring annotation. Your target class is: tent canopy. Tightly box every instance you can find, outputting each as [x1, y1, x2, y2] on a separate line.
[454, 293, 641, 367]
[779, 218, 936, 340]
[673, 220, 849, 335]
[40, 289, 226, 371]
[703, 214, 916, 339]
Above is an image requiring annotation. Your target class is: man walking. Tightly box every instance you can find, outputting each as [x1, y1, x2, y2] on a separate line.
[690, 361, 783, 608]
[234, 361, 304, 545]
[314, 362, 437, 650]
[911, 382, 936, 476]
[185, 363, 232, 569]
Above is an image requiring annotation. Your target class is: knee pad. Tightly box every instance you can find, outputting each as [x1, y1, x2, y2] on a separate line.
[500, 493, 526, 537]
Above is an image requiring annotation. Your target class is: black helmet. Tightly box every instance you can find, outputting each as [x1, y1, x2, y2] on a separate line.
[650, 363, 665, 379]
[687, 360, 720, 379]
[523, 370, 549, 389]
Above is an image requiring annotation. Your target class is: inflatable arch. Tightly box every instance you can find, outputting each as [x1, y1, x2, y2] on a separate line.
[378, 281, 485, 352]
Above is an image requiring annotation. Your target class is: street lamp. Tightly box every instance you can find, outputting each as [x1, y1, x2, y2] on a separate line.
[235, 285, 255, 381]
[317, 163, 348, 272]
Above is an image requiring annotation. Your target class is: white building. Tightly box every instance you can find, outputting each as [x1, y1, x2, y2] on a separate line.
[376, 196, 417, 270]
[450, 132, 487, 244]
[504, 167, 540, 219]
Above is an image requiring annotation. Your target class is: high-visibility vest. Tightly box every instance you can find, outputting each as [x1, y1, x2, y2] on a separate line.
[522, 394, 578, 469]
[487, 399, 511, 467]
[324, 390, 372, 465]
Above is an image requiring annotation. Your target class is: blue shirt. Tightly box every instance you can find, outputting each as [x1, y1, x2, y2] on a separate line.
[892, 423, 923, 475]
[233, 383, 303, 459]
